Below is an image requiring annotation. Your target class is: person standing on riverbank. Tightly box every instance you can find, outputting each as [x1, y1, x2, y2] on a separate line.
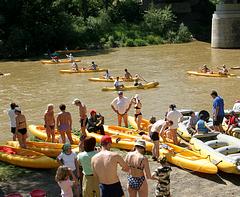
[44, 104, 55, 143]
[72, 98, 88, 138]
[15, 107, 27, 148]
[8, 103, 18, 141]
[166, 104, 183, 145]
[111, 91, 132, 127]
[57, 104, 73, 144]
[211, 90, 224, 132]
[91, 135, 128, 197]
[77, 137, 100, 197]
[57, 144, 80, 197]
[125, 139, 153, 197]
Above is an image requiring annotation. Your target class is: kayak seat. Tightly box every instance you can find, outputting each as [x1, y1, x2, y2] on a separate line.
[215, 145, 240, 155]
[205, 140, 228, 149]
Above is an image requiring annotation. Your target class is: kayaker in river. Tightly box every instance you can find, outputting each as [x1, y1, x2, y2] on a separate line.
[200, 64, 212, 73]
[111, 91, 132, 127]
[124, 69, 133, 79]
[15, 107, 28, 148]
[114, 76, 124, 89]
[218, 64, 228, 75]
[90, 61, 98, 70]
[71, 62, 78, 71]
[44, 104, 55, 143]
[103, 69, 112, 79]
[66, 53, 74, 62]
[56, 104, 74, 144]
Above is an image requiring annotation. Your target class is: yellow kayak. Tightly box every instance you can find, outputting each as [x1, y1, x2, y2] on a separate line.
[6, 141, 78, 157]
[28, 125, 80, 145]
[59, 68, 107, 74]
[87, 125, 153, 152]
[102, 81, 159, 91]
[88, 77, 136, 82]
[187, 71, 236, 77]
[41, 59, 81, 64]
[160, 143, 218, 174]
[0, 145, 59, 168]
[190, 133, 240, 174]
[128, 116, 150, 131]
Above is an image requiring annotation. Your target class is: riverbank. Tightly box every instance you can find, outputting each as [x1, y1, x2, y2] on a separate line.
[1, 152, 240, 197]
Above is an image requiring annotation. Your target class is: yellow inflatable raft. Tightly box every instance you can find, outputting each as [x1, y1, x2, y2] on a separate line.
[190, 133, 240, 174]
[59, 68, 107, 74]
[128, 116, 150, 131]
[0, 145, 59, 168]
[28, 125, 80, 145]
[160, 143, 218, 174]
[41, 59, 81, 64]
[187, 71, 236, 77]
[102, 81, 159, 91]
[6, 141, 78, 157]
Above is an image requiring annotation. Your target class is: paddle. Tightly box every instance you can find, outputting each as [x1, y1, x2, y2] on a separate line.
[137, 74, 148, 83]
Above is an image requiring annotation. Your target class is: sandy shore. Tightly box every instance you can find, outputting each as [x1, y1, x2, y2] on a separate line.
[1, 155, 240, 197]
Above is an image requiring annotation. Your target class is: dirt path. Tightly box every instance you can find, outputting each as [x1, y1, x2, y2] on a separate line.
[1, 158, 240, 197]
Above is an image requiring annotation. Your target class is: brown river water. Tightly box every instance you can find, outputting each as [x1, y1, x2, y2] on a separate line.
[0, 41, 239, 143]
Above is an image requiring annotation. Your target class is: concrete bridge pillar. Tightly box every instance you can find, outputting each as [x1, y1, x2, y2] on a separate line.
[211, 1, 240, 48]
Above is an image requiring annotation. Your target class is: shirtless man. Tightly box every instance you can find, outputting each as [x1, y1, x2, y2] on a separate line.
[56, 104, 73, 144]
[44, 104, 55, 142]
[91, 135, 128, 197]
[72, 98, 87, 137]
[124, 69, 132, 79]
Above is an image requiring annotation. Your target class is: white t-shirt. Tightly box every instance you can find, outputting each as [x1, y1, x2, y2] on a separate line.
[57, 152, 77, 171]
[111, 96, 130, 115]
[233, 103, 240, 112]
[114, 80, 123, 87]
[167, 110, 183, 129]
[58, 179, 73, 197]
[151, 120, 165, 133]
[8, 109, 16, 127]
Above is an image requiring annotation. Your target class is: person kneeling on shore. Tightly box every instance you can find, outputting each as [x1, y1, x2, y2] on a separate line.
[87, 109, 105, 135]
[195, 114, 214, 134]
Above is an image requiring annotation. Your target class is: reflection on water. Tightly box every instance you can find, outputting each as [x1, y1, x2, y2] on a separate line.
[0, 41, 240, 143]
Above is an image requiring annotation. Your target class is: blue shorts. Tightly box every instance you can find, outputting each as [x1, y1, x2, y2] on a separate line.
[99, 182, 124, 197]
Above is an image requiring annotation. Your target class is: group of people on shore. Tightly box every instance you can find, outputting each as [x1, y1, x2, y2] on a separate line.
[7, 89, 240, 197]
[56, 135, 171, 197]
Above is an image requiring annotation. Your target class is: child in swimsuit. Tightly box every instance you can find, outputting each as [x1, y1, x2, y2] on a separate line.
[152, 158, 172, 197]
[55, 166, 77, 197]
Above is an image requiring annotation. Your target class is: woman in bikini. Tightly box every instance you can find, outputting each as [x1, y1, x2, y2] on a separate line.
[131, 94, 142, 131]
[125, 139, 154, 197]
[15, 107, 28, 148]
[44, 104, 55, 142]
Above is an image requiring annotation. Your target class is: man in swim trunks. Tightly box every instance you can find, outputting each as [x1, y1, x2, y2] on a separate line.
[91, 135, 129, 197]
[111, 91, 132, 127]
[57, 104, 73, 144]
[44, 104, 55, 142]
[72, 98, 88, 138]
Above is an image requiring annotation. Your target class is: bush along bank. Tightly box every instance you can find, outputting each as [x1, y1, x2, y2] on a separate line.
[0, 0, 192, 58]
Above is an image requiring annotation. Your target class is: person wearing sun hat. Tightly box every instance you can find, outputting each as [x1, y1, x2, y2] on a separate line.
[91, 135, 128, 197]
[131, 94, 142, 130]
[87, 109, 105, 135]
[125, 139, 153, 196]
[111, 91, 132, 127]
